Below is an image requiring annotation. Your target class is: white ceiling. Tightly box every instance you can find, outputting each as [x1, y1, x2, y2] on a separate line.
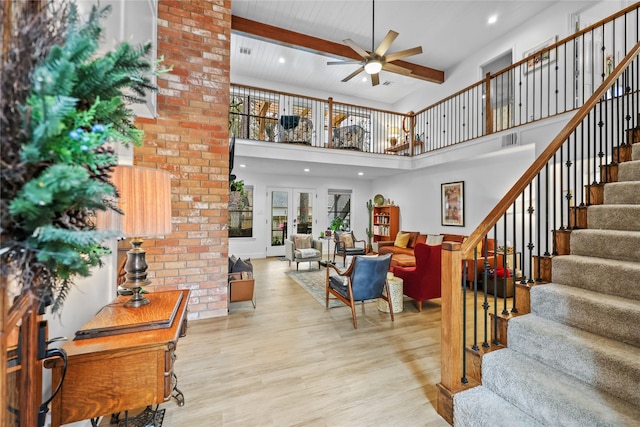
[230, 0, 598, 106]
[228, 0, 600, 179]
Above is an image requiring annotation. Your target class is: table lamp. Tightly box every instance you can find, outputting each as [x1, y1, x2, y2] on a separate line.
[110, 165, 172, 308]
[388, 126, 400, 146]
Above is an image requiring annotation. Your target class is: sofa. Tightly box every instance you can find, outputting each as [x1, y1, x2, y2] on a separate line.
[377, 231, 429, 268]
[284, 234, 323, 270]
[378, 232, 502, 283]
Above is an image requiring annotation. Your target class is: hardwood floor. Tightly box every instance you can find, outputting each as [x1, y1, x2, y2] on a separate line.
[158, 257, 452, 426]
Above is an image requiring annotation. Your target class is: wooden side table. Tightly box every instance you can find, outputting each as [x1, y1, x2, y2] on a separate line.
[47, 289, 190, 427]
[378, 276, 404, 313]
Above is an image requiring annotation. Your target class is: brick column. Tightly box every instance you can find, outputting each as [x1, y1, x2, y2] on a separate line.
[134, 0, 231, 319]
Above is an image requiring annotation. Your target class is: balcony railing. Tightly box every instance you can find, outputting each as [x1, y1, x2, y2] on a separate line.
[230, 4, 639, 159]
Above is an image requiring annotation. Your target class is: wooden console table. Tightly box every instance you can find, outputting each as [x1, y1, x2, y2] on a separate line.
[47, 289, 190, 427]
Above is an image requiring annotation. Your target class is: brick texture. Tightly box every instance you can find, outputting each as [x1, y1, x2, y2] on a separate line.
[133, 0, 231, 319]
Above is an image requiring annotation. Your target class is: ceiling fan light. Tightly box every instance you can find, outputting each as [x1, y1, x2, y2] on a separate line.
[364, 59, 382, 74]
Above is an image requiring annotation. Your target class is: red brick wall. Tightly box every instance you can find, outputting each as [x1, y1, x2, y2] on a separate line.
[134, 0, 231, 319]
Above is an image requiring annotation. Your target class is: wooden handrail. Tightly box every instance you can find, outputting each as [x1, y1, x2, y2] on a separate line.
[461, 40, 640, 258]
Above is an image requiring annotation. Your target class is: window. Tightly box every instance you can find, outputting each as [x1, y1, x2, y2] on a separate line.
[327, 189, 351, 231]
[229, 184, 253, 238]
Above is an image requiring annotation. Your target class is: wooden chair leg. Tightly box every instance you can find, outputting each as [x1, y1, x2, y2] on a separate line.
[385, 281, 394, 322]
[415, 300, 423, 312]
[350, 301, 358, 329]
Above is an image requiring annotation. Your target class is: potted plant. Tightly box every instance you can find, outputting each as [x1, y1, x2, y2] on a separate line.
[330, 217, 345, 233]
[230, 179, 250, 210]
[1, 3, 164, 313]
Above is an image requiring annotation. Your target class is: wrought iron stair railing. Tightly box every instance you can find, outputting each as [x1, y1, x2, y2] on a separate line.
[436, 39, 640, 424]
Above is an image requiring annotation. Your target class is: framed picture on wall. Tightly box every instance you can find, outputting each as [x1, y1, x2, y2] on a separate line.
[522, 35, 558, 75]
[441, 181, 465, 227]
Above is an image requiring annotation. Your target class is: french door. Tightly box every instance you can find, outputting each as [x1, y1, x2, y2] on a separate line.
[266, 187, 315, 256]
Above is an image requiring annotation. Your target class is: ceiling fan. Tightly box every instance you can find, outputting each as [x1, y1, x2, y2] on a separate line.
[327, 0, 423, 86]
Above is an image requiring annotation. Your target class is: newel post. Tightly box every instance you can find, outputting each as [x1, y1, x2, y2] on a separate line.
[484, 72, 493, 136]
[436, 241, 465, 424]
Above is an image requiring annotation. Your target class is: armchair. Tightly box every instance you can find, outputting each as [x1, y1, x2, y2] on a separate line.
[278, 115, 313, 145]
[325, 254, 393, 328]
[333, 231, 367, 266]
[285, 234, 323, 270]
[392, 243, 442, 311]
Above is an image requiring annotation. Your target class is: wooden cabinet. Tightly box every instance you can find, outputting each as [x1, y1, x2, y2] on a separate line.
[373, 205, 399, 242]
[47, 290, 190, 427]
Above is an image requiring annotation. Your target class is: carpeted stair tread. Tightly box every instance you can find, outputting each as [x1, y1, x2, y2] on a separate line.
[552, 254, 640, 300]
[453, 385, 543, 427]
[530, 283, 640, 348]
[508, 315, 640, 409]
[588, 205, 640, 231]
[603, 181, 640, 204]
[481, 348, 640, 426]
[618, 160, 640, 182]
[570, 229, 640, 262]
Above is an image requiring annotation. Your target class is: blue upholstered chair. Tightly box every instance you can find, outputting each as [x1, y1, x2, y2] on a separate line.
[325, 253, 393, 328]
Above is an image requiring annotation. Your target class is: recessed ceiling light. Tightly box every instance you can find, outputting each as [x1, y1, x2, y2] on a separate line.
[362, 77, 367, 82]
[304, 168, 310, 172]
[240, 164, 246, 168]
[488, 15, 498, 25]
[358, 172, 364, 176]
[279, 57, 285, 64]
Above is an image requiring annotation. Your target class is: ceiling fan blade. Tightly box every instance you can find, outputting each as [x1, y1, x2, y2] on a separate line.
[343, 38, 370, 58]
[385, 46, 423, 63]
[382, 62, 413, 76]
[374, 30, 399, 57]
[371, 73, 380, 86]
[342, 66, 365, 82]
[327, 59, 362, 65]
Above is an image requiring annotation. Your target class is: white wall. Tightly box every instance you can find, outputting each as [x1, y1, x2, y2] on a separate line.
[372, 114, 573, 234]
[229, 171, 373, 259]
[395, 1, 628, 113]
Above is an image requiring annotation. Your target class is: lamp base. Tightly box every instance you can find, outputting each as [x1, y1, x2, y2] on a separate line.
[123, 288, 150, 308]
[122, 238, 152, 308]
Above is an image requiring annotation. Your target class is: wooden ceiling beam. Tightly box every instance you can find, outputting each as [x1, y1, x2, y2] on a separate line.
[232, 16, 444, 84]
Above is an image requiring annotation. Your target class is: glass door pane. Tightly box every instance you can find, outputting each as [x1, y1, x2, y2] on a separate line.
[295, 190, 313, 235]
[268, 189, 289, 256]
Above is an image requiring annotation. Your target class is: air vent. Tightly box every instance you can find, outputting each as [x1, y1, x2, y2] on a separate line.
[382, 81, 393, 86]
[501, 132, 518, 148]
[239, 47, 252, 55]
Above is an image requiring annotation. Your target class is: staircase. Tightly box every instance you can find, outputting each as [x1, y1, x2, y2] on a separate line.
[453, 142, 640, 426]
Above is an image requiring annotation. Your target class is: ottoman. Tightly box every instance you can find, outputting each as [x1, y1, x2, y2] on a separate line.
[389, 254, 416, 269]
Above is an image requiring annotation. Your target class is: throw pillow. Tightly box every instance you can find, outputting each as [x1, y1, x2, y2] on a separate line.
[228, 255, 237, 272]
[401, 231, 419, 248]
[294, 234, 312, 249]
[426, 234, 444, 245]
[341, 233, 354, 248]
[415, 234, 427, 245]
[232, 258, 253, 273]
[394, 232, 410, 248]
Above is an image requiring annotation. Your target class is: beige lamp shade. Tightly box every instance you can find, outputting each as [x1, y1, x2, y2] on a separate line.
[104, 165, 172, 238]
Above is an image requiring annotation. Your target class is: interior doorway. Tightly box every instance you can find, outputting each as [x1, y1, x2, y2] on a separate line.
[482, 50, 514, 132]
